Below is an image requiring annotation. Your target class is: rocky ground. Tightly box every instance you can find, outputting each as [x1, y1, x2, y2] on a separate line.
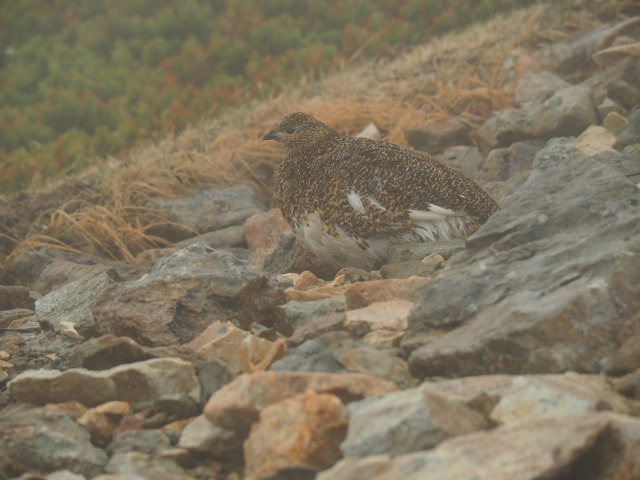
[1, 15, 640, 480]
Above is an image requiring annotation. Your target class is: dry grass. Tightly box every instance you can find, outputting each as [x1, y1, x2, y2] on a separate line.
[4, 1, 620, 266]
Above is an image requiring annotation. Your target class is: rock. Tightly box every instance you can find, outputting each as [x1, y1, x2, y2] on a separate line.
[46, 471, 87, 480]
[5, 248, 129, 292]
[479, 172, 515, 210]
[77, 407, 119, 447]
[67, 335, 152, 370]
[148, 184, 266, 237]
[59, 321, 83, 340]
[293, 270, 327, 290]
[612, 367, 640, 399]
[187, 321, 284, 374]
[133, 248, 176, 270]
[476, 85, 597, 152]
[607, 331, 640, 376]
[591, 148, 622, 165]
[362, 330, 406, 350]
[106, 429, 172, 457]
[0, 308, 34, 328]
[593, 40, 640, 67]
[515, 72, 570, 105]
[333, 266, 381, 285]
[277, 296, 347, 334]
[341, 388, 485, 457]
[617, 109, 640, 147]
[178, 414, 242, 459]
[479, 141, 544, 182]
[490, 373, 630, 424]
[35, 262, 122, 296]
[175, 224, 246, 249]
[9, 358, 200, 415]
[284, 284, 350, 302]
[203, 370, 398, 436]
[0, 285, 34, 310]
[316, 455, 391, 480]
[92, 474, 147, 480]
[481, 173, 531, 208]
[538, 16, 640, 74]
[602, 111, 629, 135]
[244, 391, 348, 480]
[356, 122, 381, 140]
[406, 139, 640, 378]
[267, 234, 304, 271]
[474, 108, 528, 153]
[93, 245, 283, 346]
[104, 452, 187, 478]
[272, 332, 416, 388]
[245, 208, 291, 251]
[598, 413, 640, 478]
[379, 258, 441, 279]
[420, 375, 516, 418]
[611, 150, 640, 184]
[386, 240, 465, 264]
[528, 85, 598, 138]
[0, 408, 107, 478]
[597, 97, 627, 118]
[439, 145, 483, 178]
[36, 269, 118, 338]
[96, 400, 131, 417]
[344, 300, 414, 335]
[405, 119, 471, 152]
[45, 401, 89, 420]
[197, 359, 234, 402]
[607, 79, 640, 109]
[263, 233, 339, 279]
[344, 277, 430, 309]
[288, 313, 346, 347]
[574, 125, 617, 156]
[319, 413, 640, 480]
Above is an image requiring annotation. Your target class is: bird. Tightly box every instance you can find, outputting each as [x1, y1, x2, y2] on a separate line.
[263, 112, 499, 270]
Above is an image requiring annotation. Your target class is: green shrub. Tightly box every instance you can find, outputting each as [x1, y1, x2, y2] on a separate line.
[0, 0, 543, 193]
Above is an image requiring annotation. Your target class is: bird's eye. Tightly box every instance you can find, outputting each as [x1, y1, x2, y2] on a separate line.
[285, 127, 296, 134]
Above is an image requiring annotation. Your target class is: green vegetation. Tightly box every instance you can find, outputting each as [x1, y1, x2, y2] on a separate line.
[0, 0, 532, 193]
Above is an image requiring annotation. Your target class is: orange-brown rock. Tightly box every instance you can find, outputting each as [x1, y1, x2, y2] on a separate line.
[245, 208, 291, 250]
[344, 277, 430, 310]
[204, 371, 398, 436]
[244, 391, 348, 480]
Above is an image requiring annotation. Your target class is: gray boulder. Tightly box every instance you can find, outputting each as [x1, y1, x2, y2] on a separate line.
[406, 138, 640, 378]
[36, 269, 118, 338]
[476, 85, 597, 152]
[0, 408, 107, 478]
[93, 244, 283, 346]
[148, 184, 265, 238]
[341, 388, 485, 457]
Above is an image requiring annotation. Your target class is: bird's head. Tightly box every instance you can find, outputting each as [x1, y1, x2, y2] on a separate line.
[263, 112, 338, 155]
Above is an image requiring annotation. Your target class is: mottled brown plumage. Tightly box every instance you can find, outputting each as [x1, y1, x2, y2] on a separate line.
[263, 112, 499, 269]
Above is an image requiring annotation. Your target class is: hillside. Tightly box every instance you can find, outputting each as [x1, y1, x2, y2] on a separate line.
[1, 0, 640, 478]
[1, 0, 632, 280]
[0, 0, 538, 194]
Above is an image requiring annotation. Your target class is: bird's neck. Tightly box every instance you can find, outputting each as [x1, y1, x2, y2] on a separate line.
[288, 130, 342, 159]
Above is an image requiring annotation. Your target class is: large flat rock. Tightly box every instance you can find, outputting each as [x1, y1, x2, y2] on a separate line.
[93, 245, 283, 346]
[406, 139, 640, 378]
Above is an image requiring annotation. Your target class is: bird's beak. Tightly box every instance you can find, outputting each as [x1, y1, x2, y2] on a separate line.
[262, 130, 278, 141]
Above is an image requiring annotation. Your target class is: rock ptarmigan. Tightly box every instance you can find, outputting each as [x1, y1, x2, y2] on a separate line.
[263, 112, 499, 270]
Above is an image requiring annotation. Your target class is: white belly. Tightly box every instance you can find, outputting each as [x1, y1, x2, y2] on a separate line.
[293, 211, 467, 270]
